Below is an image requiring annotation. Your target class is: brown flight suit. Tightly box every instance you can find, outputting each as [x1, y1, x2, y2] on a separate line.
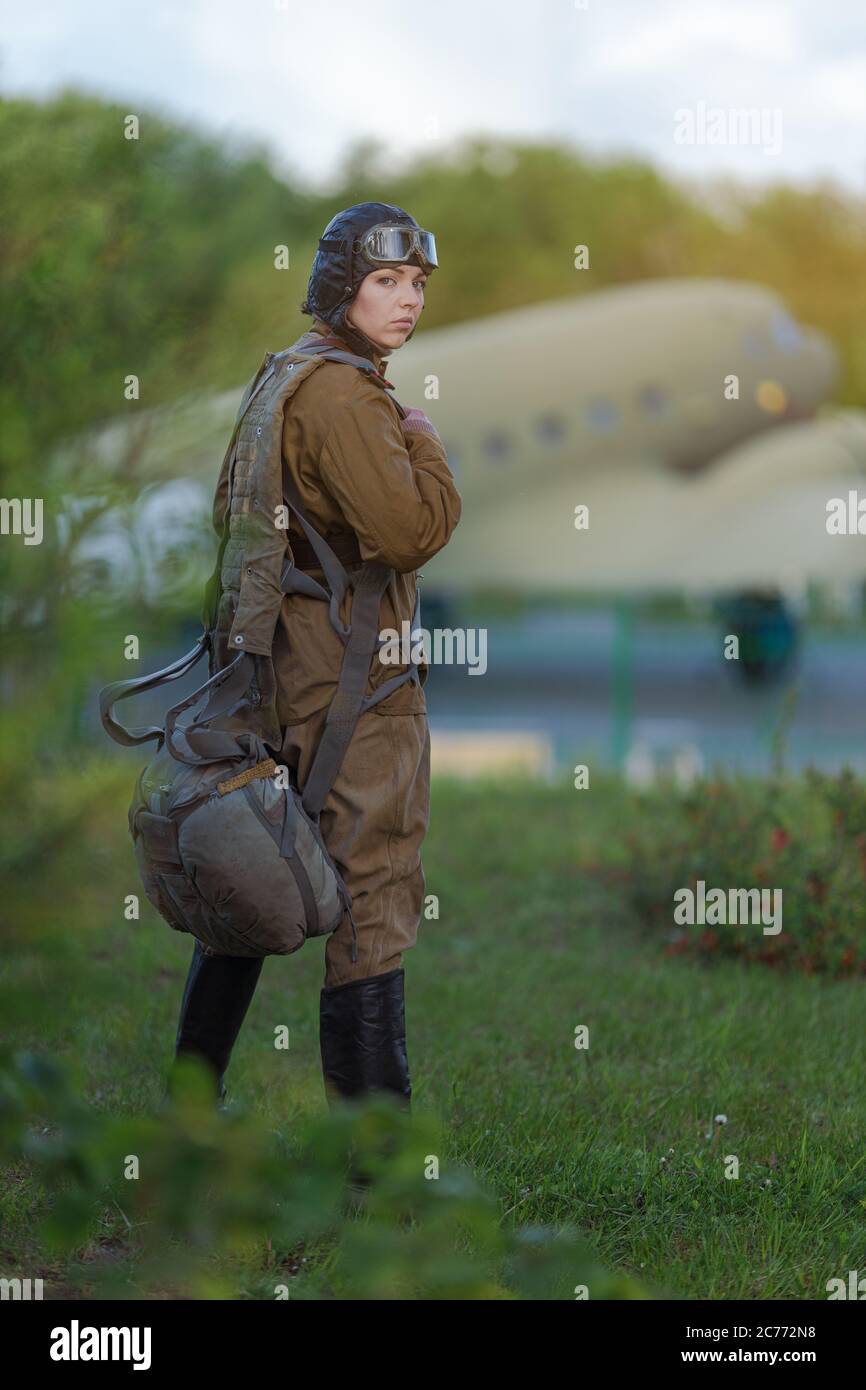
[274, 317, 462, 987]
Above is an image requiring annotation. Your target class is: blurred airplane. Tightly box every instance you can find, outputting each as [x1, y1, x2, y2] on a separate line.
[383, 277, 866, 681]
[67, 278, 866, 668]
[382, 277, 849, 592]
[396, 276, 837, 481]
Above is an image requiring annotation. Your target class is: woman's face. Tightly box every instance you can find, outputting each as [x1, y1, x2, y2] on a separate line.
[346, 261, 428, 352]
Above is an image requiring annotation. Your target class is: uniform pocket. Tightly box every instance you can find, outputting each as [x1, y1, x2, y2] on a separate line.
[370, 680, 428, 716]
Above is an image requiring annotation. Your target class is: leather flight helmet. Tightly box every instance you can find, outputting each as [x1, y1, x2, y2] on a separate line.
[300, 201, 437, 362]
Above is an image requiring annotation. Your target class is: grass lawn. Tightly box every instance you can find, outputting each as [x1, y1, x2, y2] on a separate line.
[2, 764, 865, 1299]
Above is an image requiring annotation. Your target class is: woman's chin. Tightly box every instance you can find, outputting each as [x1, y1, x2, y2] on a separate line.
[378, 326, 410, 348]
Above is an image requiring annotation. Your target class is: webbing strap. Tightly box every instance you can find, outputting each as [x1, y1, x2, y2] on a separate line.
[300, 562, 394, 818]
[240, 779, 361, 961]
[99, 631, 210, 748]
[164, 650, 257, 766]
[360, 580, 422, 711]
[279, 558, 331, 603]
[281, 464, 351, 638]
[288, 335, 409, 419]
[278, 442, 420, 654]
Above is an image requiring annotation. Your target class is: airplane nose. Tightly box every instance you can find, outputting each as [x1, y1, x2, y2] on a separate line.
[773, 327, 838, 423]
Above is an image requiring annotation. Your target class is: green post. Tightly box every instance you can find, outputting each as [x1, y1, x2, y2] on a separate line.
[611, 596, 633, 771]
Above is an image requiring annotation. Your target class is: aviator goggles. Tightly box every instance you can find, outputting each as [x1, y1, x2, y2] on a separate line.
[320, 222, 438, 272]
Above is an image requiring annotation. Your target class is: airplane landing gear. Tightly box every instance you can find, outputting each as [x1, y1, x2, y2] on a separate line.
[716, 590, 799, 684]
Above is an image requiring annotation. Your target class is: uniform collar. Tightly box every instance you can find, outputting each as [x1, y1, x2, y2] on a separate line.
[309, 316, 389, 375]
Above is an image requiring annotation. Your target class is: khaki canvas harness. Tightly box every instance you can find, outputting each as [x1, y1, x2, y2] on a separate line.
[99, 339, 423, 962]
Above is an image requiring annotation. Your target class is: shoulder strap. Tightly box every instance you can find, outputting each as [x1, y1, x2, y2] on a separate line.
[297, 561, 398, 819]
[98, 631, 260, 764]
[99, 632, 211, 748]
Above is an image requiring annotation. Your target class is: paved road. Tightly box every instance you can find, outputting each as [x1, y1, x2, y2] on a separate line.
[422, 610, 866, 777]
[90, 610, 866, 779]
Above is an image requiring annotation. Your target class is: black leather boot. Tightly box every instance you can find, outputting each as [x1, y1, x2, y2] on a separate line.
[167, 939, 264, 1107]
[319, 967, 412, 1109]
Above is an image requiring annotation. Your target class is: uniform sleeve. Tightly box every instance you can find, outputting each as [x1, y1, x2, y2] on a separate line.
[317, 379, 462, 573]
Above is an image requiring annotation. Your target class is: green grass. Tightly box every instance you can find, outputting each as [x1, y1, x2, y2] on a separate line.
[2, 765, 865, 1298]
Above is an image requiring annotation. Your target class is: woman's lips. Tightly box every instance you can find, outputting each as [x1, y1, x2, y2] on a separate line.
[392, 319, 413, 327]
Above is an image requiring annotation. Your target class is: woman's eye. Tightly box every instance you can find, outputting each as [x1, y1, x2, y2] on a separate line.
[379, 276, 426, 289]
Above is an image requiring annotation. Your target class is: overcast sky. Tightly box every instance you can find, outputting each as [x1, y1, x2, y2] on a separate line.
[2, 0, 864, 195]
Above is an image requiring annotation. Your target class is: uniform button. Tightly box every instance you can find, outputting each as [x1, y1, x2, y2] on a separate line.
[234, 635, 244, 645]
[256, 425, 262, 435]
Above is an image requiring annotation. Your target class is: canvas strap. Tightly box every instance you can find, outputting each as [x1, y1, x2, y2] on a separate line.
[99, 632, 210, 748]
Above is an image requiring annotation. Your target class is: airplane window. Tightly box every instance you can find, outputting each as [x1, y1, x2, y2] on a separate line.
[585, 398, 619, 433]
[535, 414, 565, 444]
[755, 380, 787, 414]
[770, 311, 803, 352]
[637, 384, 669, 416]
[482, 430, 511, 462]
